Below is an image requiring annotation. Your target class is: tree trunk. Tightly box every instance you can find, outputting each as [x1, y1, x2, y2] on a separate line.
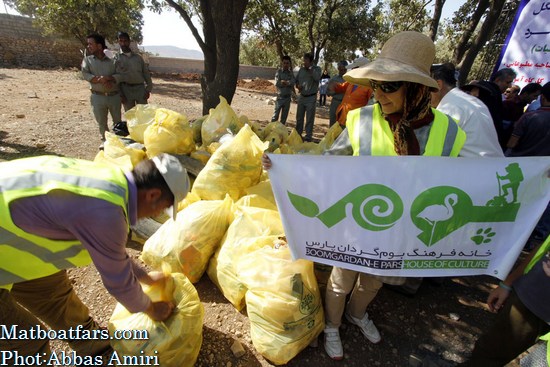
[164, 0, 248, 115]
[200, 0, 248, 115]
[452, 0, 490, 64]
[429, 0, 445, 41]
[457, 0, 506, 85]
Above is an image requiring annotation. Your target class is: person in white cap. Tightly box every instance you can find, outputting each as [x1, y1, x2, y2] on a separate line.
[0, 153, 189, 363]
[327, 56, 373, 127]
[321, 31, 466, 360]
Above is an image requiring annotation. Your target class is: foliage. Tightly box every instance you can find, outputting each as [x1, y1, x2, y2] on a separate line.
[243, 0, 299, 60]
[360, 0, 432, 58]
[6, 0, 144, 45]
[239, 35, 280, 67]
[435, 0, 518, 84]
[385, 0, 431, 34]
[243, 0, 381, 65]
[467, 0, 520, 81]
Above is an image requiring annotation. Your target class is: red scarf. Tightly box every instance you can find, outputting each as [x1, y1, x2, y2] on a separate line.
[384, 110, 434, 155]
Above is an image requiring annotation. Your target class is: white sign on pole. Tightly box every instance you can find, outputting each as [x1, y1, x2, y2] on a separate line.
[497, 0, 550, 88]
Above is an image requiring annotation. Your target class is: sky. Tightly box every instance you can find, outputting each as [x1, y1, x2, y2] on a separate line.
[142, 7, 202, 50]
[141, 1, 467, 50]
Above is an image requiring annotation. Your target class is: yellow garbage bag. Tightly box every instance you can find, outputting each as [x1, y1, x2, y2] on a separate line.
[201, 96, 244, 146]
[235, 195, 277, 210]
[262, 121, 288, 145]
[317, 122, 343, 152]
[177, 191, 201, 212]
[273, 144, 294, 155]
[292, 142, 322, 155]
[206, 206, 284, 310]
[205, 141, 221, 155]
[192, 124, 268, 201]
[144, 108, 195, 158]
[190, 149, 211, 165]
[191, 115, 207, 145]
[141, 195, 234, 283]
[93, 132, 146, 171]
[238, 243, 324, 365]
[235, 180, 277, 210]
[249, 119, 263, 139]
[286, 129, 303, 146]
[108, 272, 204, 367]
[245, 180, 276, 205]
[125, 104, 159, 143]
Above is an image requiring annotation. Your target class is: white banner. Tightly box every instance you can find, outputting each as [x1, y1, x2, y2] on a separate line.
[268, 155, 550, 280]
[498, 0, 550, 88]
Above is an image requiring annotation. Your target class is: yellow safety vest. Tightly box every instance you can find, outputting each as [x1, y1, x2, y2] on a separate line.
[524, 236, 550, 365]
[346, 104, 466, 157]
[0, 156, 129, 289]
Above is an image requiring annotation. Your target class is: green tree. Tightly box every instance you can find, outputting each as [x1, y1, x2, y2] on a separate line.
[243, 0, 299, 60]
[439, 0, 511, 85]
[5, 0, 144, 45]
[239, 35, 280, 67]
[151, 0, 248, 115]
[244, 0, 381, 65]
[465, 0, 519, 82]
[356, 0, 432, 60]
[386, 0, 431, 33]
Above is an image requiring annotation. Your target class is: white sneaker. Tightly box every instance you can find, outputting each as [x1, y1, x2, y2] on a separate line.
[323, 327, 343, 360]
[345, 311, 382, 344]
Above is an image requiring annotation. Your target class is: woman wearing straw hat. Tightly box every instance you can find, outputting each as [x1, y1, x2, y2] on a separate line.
[321, 31, 466, 360]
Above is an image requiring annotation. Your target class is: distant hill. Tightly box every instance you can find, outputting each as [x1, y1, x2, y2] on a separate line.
[142, 45, 203, 60]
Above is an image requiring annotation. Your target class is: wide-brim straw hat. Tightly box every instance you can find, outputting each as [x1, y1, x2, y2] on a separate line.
[344, 31, 439, 91]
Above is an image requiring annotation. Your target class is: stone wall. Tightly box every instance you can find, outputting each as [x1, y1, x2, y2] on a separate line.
[0, 13, 277, 79]
[148, 56, 277, 80]
[0, 13, 82, 68]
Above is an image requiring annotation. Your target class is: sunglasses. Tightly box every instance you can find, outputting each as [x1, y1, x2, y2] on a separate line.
[370, 80, 404, 93]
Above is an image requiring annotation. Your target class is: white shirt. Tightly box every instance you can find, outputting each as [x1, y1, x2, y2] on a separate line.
[526, 95, 541, 112]
[436, 88, 504, 158]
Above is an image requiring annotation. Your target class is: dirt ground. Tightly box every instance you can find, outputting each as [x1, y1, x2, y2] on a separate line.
[0, 67, 529, 367]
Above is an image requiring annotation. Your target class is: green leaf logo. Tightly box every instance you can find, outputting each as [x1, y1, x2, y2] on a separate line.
[288, 184, 403, 230]
[287, 191, 320, 217]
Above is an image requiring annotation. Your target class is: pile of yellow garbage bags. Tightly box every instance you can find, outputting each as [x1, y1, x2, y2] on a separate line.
[102, 96, 345, 365]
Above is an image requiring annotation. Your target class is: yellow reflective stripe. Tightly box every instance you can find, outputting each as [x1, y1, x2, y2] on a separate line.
[372, 104, 397, 156]
[0, 156, 123, 183]
[0, 171, 127, 198]
[0, 156, 127, 286]
[347, 109, 362, 156]
[540, 333, 550, 365]
[0, 228, 82, 266]
[0, 267, 28, 285]
[424, 110, 447, 156]
[525, 236, 550, 273]
[423, 109, 465, 157]
[350, 105, 464, 157]
[1, 246, 63, 286]
[528, 238, 550, 365]
[450, 127, 466, 157]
